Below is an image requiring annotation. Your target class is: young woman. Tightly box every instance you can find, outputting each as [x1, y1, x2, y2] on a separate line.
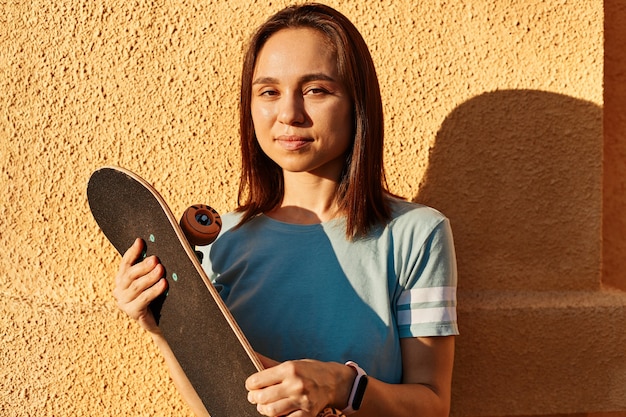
[114, 4, 458, 417]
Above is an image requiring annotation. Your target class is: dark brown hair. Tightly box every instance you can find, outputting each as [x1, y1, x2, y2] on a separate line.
[237, 3, 391, 238]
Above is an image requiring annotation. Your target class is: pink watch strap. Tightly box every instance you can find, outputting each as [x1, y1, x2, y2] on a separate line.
[341, 361, 368, 415]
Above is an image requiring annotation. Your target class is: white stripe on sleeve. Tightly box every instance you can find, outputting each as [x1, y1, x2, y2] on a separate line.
[397, 306, 457, 326]
[397, 286, 456, 306]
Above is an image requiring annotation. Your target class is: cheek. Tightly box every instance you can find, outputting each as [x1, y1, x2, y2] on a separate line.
[251, 104, 274, 133]
[250, 107, 265, 135]
[251, 99, 273, 117]
[330, 103, 354, 142]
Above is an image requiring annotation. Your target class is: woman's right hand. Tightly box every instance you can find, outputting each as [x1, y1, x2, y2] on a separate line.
[112, 238, 168, 333]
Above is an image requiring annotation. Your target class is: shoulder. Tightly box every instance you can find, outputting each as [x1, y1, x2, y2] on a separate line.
[386, 197, 449, 232]
[219, 210, 246, 232]
[379, 198, 455, 260]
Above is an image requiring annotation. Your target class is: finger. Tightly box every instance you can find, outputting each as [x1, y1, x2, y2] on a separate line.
[115, 260, 164, 304]
[253, 397, 300, 417]
[120, 279, 166, 332]
[246, 365, 315, 409]
[256, 352, 280, 369]
[115, 239, 147, 289]
[124, 276, 168, 314]
[247, 382, 283, 405]
[115, 272, 167, 323]
[246, 366, 284, 391]
[121, 238, 144, 268]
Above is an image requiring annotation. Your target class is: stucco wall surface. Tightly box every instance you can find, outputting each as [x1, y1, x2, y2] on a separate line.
[604, 0, 626, 291]
[1, 0, 623, 416]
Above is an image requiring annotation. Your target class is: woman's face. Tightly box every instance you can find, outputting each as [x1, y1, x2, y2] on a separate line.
[250, 28, 353, 180]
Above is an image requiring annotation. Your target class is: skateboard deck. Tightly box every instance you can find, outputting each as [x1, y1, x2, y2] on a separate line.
[87, 166, 262, 416]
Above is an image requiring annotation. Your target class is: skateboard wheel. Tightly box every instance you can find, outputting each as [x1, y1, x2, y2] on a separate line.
[180, 204, 222, 246]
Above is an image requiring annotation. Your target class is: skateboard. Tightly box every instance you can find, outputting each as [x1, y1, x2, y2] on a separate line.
[87, 166, 345, 417]
[87, 166, 262, 416]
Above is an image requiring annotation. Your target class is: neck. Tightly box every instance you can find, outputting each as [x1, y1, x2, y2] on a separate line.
[266, 171, 341, 224]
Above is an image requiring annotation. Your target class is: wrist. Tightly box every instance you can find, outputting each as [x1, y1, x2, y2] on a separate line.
[149, 327, 166, 344]
[333, 362, 357, 410]
[340, 361, 368, 415]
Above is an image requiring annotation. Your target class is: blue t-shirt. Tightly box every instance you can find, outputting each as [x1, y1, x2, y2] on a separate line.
[199, 199, 458, 383]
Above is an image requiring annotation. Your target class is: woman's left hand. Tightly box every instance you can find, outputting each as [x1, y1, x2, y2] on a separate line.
[245, 359, 353, 417]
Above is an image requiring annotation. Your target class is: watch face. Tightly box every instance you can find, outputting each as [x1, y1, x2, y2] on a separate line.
[353, 375, 368, 410]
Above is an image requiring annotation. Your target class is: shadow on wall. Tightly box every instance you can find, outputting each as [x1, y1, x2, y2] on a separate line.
[415, 90, 602, 292]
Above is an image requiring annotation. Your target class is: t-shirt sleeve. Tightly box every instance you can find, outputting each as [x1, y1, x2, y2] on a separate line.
[396, 218, 459, 338]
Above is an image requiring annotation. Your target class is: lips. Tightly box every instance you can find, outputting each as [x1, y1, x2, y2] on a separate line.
[275, 135, 313, 151]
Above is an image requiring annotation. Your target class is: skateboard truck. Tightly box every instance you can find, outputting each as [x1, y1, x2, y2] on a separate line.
[179, 204, 222, 263]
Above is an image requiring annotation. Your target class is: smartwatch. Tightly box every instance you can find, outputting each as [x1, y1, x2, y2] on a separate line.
[341, 361, 368, 415]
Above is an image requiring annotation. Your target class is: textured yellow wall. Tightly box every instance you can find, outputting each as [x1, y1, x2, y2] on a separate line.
[1, 0, 623, 416]
[604, 0, 626, 291]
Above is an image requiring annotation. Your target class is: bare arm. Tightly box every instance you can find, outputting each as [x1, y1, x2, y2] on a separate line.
[115, 240, 456, 417]
[113, 238, 210, 417]
[149, 330, 210, 417]
[246, 336, 455, 417]
[356, 336, 455, 417]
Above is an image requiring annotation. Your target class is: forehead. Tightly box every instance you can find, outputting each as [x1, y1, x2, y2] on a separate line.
[254, 28, 338, 77]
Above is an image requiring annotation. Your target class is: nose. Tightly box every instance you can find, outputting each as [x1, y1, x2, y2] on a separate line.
[277, 92, 306, 126]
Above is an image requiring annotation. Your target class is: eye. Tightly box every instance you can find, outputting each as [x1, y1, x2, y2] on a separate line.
[259, 88, 279, 97]
[304, 86, 330, 96]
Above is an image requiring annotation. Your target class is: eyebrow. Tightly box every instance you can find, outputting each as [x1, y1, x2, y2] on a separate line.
[252, 73, 338, 85]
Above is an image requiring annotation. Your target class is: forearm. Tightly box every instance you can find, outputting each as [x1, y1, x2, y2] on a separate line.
[347, 336, 455, 417]
[150, 331, 210, 417]
[355, 378, 450, 417]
